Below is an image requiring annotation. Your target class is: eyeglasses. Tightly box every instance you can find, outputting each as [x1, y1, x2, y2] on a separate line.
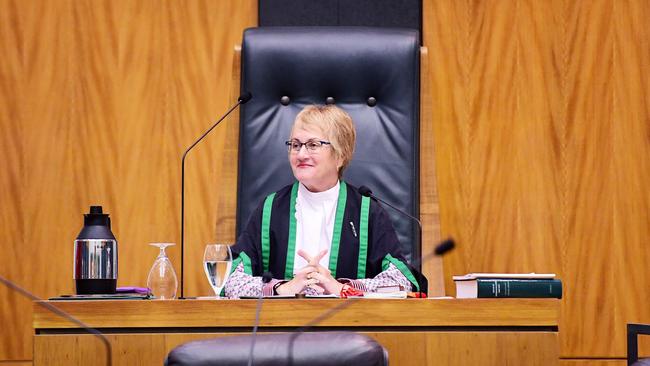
[285, 139, 332, 154]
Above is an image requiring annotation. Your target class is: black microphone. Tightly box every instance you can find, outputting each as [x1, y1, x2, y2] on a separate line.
[358, 185, 423, 273]
[238, 91, 253, 104]
[180, 92, 252, 299]
[434, 238, 455, 256]
[0, 274, 112, 366]
[248, 271, 273, 366]
[358, 186, 421, 227]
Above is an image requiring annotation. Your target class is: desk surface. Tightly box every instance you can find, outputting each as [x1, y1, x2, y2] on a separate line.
[33, 298, 560, 366]
[34, 298, 559, 330]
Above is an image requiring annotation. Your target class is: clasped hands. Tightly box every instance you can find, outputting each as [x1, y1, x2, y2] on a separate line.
[275, 249, 344, 296]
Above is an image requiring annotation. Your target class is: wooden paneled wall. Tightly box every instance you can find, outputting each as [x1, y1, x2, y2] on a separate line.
[0, 0, 648, 363]
[0, 0, 257, 361]
[425, 0, 650, 360]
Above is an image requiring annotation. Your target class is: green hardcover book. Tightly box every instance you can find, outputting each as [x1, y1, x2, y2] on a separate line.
[475, 279, 562, 298]
[453, 273, 562, 299]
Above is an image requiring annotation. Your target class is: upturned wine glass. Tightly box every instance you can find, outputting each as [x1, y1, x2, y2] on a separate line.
[147, 243, 178, 300]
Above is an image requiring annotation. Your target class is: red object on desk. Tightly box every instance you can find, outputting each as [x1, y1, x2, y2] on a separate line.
[408, 292, 427, 298]
[340, 285, 364, 298]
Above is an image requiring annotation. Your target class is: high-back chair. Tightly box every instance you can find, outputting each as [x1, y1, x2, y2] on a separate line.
[230, 27, 441, 291]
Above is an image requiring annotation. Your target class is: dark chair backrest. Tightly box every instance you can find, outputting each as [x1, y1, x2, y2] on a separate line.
[165, 331, 388, 366]
[629, 323, 650, 366]
[236, 26, 421, 262]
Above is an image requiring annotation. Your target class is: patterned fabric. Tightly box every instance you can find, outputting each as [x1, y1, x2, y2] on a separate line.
[340, 264, 412, 293]
[224, 262, 411, 298]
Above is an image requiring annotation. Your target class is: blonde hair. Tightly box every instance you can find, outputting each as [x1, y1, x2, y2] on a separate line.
[291, 105, 356, 177]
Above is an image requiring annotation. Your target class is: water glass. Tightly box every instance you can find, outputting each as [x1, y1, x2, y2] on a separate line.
[203, 244, 233, 298]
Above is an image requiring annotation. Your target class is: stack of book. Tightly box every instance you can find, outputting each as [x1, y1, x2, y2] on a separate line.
[453, 273, 562, 299]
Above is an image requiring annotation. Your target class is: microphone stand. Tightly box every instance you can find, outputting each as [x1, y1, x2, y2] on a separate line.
[180, 93, 251, 299]
[358, 185, 423, 271]
[248, 272, 273, 366]
[0, 274, 112, 366]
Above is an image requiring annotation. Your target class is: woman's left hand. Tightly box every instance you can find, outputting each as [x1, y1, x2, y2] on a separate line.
[298, 249, 344, 295]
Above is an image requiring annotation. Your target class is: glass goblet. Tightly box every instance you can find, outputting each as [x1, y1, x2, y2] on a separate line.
[203, 244, 233, 298]
[146, 242, 178, 300]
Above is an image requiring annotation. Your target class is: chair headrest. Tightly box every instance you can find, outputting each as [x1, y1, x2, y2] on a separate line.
[165, 331, 388, 366]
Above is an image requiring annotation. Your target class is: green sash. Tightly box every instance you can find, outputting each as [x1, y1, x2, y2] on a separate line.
[382, 254, 420, 292]
[260, 181, 371, 279]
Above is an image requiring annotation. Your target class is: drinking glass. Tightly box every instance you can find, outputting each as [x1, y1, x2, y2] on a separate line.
[147, 243, 178, 300]
[203, 244, 233, 298]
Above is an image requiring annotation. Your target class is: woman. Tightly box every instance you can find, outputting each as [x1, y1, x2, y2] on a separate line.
[224, 105, 426, 297]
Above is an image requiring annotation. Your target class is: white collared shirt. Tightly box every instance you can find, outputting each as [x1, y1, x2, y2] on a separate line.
[292, 181, 340, 274]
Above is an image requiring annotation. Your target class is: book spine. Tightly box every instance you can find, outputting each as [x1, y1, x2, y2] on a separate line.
[476, 279, 562, 298]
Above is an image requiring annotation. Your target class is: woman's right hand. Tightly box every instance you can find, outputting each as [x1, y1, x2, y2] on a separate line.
[275, 265, 320, 295]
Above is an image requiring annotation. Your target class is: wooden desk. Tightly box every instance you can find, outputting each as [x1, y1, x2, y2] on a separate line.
[33, 298, 559, 365]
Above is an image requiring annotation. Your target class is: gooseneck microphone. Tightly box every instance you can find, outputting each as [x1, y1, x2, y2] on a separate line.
[248, 271, 273, 366]
[358, 186, 421, 227]
[358, 185, 423, 268]
[180, 92, 252, 299]
[0, 274, 112, 366]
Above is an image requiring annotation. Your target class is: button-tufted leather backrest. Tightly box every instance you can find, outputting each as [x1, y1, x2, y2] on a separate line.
[165, 331, 388, 366]
[237, 27, 421, 262]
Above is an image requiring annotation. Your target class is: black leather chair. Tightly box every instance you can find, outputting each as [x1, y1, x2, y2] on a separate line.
[236, 26, 422, 264]
[165, 331, 388, 366]
[629, 323, 650, 366]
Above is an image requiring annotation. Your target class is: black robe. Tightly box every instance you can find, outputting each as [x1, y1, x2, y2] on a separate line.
[231, 181, 428, 293]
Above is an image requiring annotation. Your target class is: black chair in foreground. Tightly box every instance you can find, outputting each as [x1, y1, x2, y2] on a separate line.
[164, 331, 388, 366]
[629, 323, 650, 366]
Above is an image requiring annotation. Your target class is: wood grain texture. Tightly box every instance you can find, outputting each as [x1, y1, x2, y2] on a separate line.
[421, 332, 558, 366]
[426, 0, 565, 290]
[559, 361, 626, 366]
[613, 0, 650, 358]
[0, 0, 27, 359]
[34, 331, 557, 366]
[3, 0, 650, 362]
[420, 46, 445, 296]
[425, 0, 471, 287]
[425, 0, 648, 359]
[559, 0, 617, 358]
[0, 0, 256, 361]
[32, 299, 558, 365]
[213, 45, 242, 244]
[33, 298, 559, 329]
